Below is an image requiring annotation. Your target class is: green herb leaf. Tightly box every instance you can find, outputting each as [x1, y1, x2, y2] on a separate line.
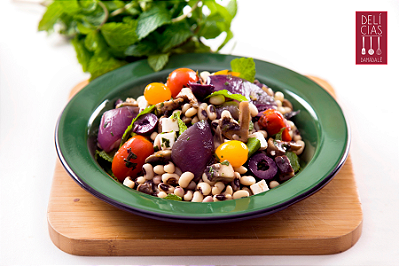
[205, 89, 248, 102]
[120, 105, 156, 147]
[148, 54, 169, 72]
[160, 21, 193, 53]
[101, 21, 139, 49]
[172, 111, 187, 136]
[95, 149, 114, 163]
[164, 194, 182, 201]
[38, 1, 63, 31]
[136, 5, 172, 40]
[286, 152, 301, 173]
[231, 57, 256, 83]
[221, 160, 230, 166]
[274, 127, 285, 141]
[71, 36, 91, 72]
[246, 137, 261, 158]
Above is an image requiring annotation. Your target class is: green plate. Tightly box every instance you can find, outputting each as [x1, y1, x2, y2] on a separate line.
[55, 53, 349, 223]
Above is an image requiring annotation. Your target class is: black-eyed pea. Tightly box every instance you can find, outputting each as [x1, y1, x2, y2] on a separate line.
[198, 103, 208, 121]
[182, 116, 192, 124]
[240, 175, 256, 186]
[182, 103, 191, 114]
[197, 182, 212, 196]
[163, 161, 175, 174]
[242, 186, 252, 196]
[209, 94, 225, 105]
[183, 190, 193, 201]
[174, 186, 185, 198]
[142, 163, 154, 180]
[213, 194, 226, 202]
[178, 172, 194, 188]
[187, 180, 197, 190]
[274, 91, 284, 102]
[248, 102, 259, 117]
[231, 177, 241, 191]
[150, 131, 158, 141]
[293, 140, 305, 155]
[233, 166, 248, 175]
[269, 180, 280, 189]
[191, 191, 204, 202]
[202, 196, 213, 202]
[224, 185, 233, 195]
[152, 175, 162, 185]
[191, 116, 199, 124]
[158, 183, 175, 193]
[161, 173, 179, 186]
[212, 182, 225, 195]
[123, 176, 135, 189]
[258, 130, 267, 138]
[206, 104, 217, 120]
[153, 165, 165, 175]
[233, 190, 250, 199]
[185, 107, 197, 118]
[157, 191, 168, 198]
[135, 176, 146, 184]
[174, 167, 182, 176]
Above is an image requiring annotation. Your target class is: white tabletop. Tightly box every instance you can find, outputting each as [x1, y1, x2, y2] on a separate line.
[1, 0, 399, 265]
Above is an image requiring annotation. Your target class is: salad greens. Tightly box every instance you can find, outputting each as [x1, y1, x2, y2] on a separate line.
[230, 57, 256, 82]
[38, 0, 237, 80]
[205, 89, 248, 102]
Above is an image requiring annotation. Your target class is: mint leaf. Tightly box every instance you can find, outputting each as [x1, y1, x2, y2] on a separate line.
[148, 54, 169, 72]
[205, 89, 248, 102]
[231, 57, 256, 83]
[71, 36, 92, 72]
[274, 127, 285, 141]
[101, 21, 139, 49]
[87, 51, 127, 81]
[160, 21, 193, 53]
[172, 111, 187, 136]
[164, 194, 182, 201]
[95, 149, 114, 163]
[125, 40, 158, 57]
[286, 152, 301, 173]
[38, 1, 63, 31]
[136, 6, 172, 40]
[120, 105, 156, 147]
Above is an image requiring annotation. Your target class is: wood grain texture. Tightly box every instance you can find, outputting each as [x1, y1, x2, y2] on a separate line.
[48, 77, 362, 256]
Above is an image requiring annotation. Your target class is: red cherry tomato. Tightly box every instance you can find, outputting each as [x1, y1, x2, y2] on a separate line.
[258, 109, 292, 141]
[112, 135, 154, 181]
[166, 68, 199, 97]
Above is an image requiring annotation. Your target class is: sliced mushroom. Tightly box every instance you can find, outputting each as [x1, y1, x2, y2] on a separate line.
[155, 98, 184, 114]
[266, 138, 287, 157]
[144, 150, 172, 164]
[213, 125, 224, 150]
[116, 97, 138, 108]
[176, 87, 199, 108]
[290, 140, 305, 155]
[137, 180, 155, 195]
[204, 161, 235, 182]
[219, 101, 251, 142]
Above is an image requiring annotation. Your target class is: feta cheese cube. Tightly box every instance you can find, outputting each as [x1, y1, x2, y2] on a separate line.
[156, 131, 176, 150]
[160, 117, 179, 132]
[250, 179, 270, 195]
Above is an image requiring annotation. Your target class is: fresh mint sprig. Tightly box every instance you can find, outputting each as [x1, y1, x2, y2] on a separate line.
[38, 0, 237, 80]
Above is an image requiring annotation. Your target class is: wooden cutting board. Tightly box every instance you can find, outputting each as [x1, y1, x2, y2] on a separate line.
[47, 77, 362, 256]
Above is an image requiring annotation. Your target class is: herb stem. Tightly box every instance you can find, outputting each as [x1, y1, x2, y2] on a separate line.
[110, 2, 134, 17]
[97, 1, 109, 30]
[172, 0, 200, 23]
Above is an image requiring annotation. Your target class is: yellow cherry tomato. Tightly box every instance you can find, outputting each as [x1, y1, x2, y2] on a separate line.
[215, 140, 248, 168]
[213, 69, 240, 77]
[144, 82, 172, 104]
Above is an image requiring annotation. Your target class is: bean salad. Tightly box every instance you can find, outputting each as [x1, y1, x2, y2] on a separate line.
[95, 58, 305, 202]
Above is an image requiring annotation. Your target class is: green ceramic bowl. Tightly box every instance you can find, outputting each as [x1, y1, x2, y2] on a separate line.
[55, 53, 349, 223]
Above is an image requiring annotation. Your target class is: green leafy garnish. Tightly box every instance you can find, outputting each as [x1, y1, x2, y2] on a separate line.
[286, 152, 301, 173]
[120, 105, 155, 147]
[274, 127, 286, 141]
[95, 149, 114, 163]
[231, 57, 256, 83]
[38, 0, 237, 80]
[164, 194, 182, 201]
[220, 160, 230, 166]
[172, 111, 187, 136]
[246, 137, 261, 158]
[205, 89, 248, 102]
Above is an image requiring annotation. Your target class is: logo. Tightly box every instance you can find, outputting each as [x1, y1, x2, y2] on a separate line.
[356, 12, 387, 65]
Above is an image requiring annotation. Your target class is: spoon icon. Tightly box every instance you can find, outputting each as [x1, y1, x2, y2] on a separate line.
[377, 36, 382, 55]
[368, 37, 374, 55]
[361, 36, 366, 55]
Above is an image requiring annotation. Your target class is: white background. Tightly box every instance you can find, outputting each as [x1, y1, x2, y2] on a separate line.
[1, 0, 399, 265]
